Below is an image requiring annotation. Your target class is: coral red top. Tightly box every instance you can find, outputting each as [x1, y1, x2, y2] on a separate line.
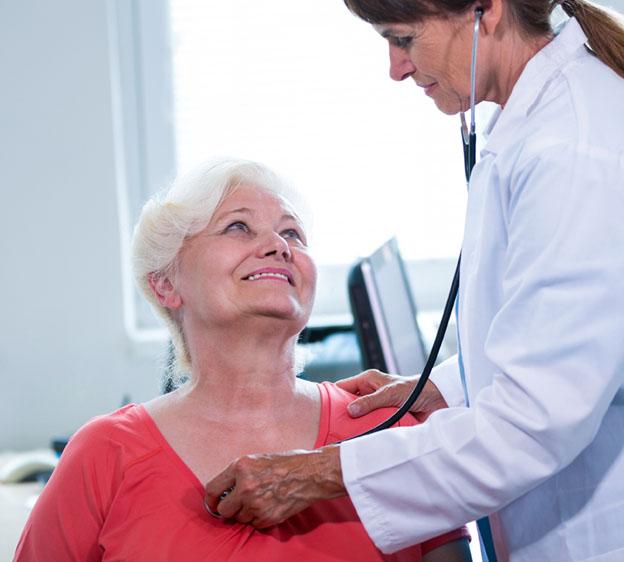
[15, 382, 468, 561]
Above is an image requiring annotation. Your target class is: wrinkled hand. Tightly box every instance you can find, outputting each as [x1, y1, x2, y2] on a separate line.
[204, 445, 345, 528]
[336, 369, 448, 422]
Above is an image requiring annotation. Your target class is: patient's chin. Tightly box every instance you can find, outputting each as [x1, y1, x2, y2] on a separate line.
[254, 303, 308, 328]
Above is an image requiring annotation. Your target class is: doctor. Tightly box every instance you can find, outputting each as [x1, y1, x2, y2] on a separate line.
[205, 0, 624, 560]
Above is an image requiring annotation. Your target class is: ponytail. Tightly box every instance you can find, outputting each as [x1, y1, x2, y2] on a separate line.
[561, 0, 624, 78]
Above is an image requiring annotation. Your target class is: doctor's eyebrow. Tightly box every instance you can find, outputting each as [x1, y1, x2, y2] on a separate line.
[377, 27, 404, 40]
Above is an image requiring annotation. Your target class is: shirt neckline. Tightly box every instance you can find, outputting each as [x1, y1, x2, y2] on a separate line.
[137, 385, 331, 492]
[136, 403, 207, 494]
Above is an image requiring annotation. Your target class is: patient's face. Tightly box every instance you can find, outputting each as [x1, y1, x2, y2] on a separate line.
[174, 184, 316, 332]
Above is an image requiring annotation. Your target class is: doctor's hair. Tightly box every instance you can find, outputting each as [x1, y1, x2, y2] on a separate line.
[343, 0, 624, 79]
[131, 158, 310, 378]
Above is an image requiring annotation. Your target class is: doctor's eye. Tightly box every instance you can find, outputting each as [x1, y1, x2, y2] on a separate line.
[390, 35, 413, 49]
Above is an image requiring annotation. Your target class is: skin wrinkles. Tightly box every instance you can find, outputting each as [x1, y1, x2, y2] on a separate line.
[375, 15, 479, 115]
[172, 187, 316, 336]
[209, 447, 344, 527]
[212, 207, 307, 244]
[375, 6, 552, 113]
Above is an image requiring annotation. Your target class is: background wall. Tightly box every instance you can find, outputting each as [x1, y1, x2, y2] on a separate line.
[0, 0, 164, 450]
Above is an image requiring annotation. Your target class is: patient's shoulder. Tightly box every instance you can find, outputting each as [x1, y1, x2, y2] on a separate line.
[65, 404, 160, 466]
[319, 382, 418, 444]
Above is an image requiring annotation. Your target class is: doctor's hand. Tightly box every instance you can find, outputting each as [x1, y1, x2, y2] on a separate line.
[204, 445, 345, 528]
[336, 369, 448, 422]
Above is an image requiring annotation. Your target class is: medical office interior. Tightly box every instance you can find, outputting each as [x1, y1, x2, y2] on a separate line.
[2, 1, 623, 560]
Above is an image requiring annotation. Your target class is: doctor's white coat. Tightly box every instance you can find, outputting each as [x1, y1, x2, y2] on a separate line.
[341, 18, 624, 562]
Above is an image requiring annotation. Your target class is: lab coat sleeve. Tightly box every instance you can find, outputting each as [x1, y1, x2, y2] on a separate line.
[429, 355, 466, 408]
[340, 141, 624, 553]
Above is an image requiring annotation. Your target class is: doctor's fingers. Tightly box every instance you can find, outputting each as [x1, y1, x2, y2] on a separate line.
[336, 369, 403, 396]
[347, 377, 420, 418]
[204, 463, 239, 515]
[227, 494, 310, 529]
[204, 452, 312, 525]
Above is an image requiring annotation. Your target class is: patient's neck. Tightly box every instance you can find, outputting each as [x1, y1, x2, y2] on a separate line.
[177, 319, 308, 422]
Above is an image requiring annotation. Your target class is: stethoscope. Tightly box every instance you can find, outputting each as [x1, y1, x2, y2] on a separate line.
[349, 6, 484, 437]
[206, 7, 484, 518]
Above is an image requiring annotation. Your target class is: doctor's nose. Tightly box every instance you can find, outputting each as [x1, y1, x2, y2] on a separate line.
[389, 44, 416, 81]
[257, 231, 292, 261]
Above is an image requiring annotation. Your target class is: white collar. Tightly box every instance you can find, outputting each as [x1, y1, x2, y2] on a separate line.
[481, 17, 588, 155]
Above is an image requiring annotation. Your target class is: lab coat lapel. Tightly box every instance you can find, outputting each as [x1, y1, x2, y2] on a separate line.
[482, 17, 589, 158]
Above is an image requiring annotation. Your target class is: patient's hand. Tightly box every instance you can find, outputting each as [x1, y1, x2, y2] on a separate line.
[336, 370, 448, 422]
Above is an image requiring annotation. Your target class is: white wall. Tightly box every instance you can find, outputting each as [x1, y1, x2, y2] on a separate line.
[0, 0, 164, 450]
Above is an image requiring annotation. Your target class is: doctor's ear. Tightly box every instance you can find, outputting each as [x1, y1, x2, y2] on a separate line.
[147, 271, 182, 310]
[473, 0, 504, 35]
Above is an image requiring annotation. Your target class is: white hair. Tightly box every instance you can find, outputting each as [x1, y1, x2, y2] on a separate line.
[131, 158, 311, 375]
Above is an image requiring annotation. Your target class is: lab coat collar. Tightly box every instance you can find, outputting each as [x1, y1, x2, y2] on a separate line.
[481, 17, 588, 155]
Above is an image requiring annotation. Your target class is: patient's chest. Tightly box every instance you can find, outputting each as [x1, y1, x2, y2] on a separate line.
[99, 461, 420, 562]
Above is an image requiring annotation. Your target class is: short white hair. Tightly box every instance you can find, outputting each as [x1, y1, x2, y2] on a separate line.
[131, 158, 310, 374]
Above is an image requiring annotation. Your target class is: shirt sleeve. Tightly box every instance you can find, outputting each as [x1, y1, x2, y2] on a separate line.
[340, 141, 624, 553]
[396, 412, 471, 554]
[13, 417, 121, 562]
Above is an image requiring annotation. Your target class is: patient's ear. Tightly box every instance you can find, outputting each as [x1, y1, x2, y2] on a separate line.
[147, 272, 182, 309]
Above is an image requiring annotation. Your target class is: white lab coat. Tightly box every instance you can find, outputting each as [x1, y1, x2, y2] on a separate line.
[341, 18, 624, 562]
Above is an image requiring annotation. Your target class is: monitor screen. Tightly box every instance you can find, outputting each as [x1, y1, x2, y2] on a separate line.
[349, 238, 427, 376]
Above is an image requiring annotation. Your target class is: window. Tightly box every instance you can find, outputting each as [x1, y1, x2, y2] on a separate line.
[169, 1, 468, 267]
[111, 0, 499, 335]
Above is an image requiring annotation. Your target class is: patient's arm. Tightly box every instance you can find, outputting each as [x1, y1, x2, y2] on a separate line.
[423, 537, 473, 562]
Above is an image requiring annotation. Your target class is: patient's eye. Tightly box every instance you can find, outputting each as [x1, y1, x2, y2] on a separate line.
[224, 221, 250, 234]
[282, 228, 305, 244]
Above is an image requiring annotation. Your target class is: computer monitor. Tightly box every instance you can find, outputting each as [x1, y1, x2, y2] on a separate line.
[348, 238, 427, 376]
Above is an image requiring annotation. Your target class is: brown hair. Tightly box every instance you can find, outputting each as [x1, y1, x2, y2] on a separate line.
[343, 0, 624, 78]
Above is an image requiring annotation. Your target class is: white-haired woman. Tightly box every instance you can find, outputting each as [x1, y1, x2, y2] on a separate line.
[14, 158, 470, 562]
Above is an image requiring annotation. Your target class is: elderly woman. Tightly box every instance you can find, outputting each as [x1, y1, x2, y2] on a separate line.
[204, 1, 624, 561]
[14, 159, 470, 561]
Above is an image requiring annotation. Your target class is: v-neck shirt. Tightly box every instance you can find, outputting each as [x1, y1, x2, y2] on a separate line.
[15, 382, 468, 561]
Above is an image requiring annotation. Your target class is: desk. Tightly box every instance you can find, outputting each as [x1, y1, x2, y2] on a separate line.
[0, 482, 40, 561]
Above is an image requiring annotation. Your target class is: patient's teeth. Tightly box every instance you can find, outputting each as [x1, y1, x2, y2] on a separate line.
[246, 272, 289, 282]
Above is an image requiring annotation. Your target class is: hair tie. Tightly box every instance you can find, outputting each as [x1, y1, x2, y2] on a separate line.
[561, 0, 577, 17]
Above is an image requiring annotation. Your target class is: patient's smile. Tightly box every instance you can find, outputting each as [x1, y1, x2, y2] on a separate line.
[246, 272, 290, 283]
[244, 267, 294, 285]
